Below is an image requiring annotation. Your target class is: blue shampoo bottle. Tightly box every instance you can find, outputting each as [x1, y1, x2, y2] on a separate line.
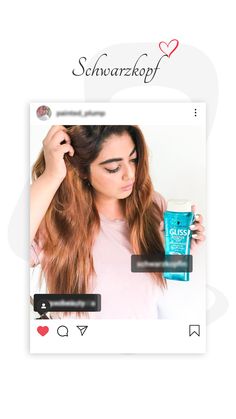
[163, 200, 194, 281]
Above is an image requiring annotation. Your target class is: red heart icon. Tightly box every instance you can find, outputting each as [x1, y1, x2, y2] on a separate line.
[159, 39, 179, 58]
[37, 326, 49, 336]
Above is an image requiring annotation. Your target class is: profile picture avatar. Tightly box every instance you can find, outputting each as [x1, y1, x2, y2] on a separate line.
[36, 105, 52, 121]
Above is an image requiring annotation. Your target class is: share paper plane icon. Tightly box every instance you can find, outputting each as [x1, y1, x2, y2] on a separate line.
[76, 325, 88, 336]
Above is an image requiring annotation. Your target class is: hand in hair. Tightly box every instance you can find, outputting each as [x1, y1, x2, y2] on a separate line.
[43, 125, 74, 182]
[30, 126, 75, 244]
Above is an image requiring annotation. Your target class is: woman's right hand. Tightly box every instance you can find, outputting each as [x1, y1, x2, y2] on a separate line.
[42, 125, 74, 182]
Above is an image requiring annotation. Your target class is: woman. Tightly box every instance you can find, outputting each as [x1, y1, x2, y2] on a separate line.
[30, 125, 205, 319]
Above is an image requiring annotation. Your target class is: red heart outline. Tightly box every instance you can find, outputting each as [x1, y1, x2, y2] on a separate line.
[159, 39, 179, 58]
[37, 326, 49, 336]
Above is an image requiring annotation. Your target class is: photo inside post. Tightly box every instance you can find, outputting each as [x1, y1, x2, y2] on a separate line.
[30, 102, 206, 354]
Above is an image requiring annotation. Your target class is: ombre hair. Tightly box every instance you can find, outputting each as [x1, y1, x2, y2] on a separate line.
[32, 125, 166, 302]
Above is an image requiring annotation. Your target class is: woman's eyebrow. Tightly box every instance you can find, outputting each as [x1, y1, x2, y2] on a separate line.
[99, 146, 137, 165]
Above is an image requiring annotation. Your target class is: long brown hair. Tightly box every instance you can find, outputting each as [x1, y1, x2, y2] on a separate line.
[32, 125, 166, 297]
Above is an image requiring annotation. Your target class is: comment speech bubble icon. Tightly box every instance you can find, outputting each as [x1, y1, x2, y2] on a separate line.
[57, 325, 69, 337]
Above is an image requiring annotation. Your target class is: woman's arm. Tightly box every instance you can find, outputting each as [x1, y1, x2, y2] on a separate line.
[30, 125, 74, 244]
[30, 172, 64, 244]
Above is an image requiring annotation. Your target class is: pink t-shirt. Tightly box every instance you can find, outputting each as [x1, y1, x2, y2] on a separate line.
[30, 191, 167, 319]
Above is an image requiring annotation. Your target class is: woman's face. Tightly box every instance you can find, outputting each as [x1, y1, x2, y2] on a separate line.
[90, 132, 137, 200]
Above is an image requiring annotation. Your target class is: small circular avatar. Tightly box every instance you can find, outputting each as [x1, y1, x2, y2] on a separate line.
[36, 105, 52, 121]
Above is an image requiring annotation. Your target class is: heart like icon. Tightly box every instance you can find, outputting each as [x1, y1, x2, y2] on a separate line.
[159, 39, 179, 58]
[37, 326, 49, 336]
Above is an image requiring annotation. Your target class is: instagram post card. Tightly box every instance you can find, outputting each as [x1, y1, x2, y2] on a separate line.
[30, 102, 206, 354]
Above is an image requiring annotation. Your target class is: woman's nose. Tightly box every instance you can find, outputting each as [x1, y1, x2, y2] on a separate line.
[122, 164, 135, 181]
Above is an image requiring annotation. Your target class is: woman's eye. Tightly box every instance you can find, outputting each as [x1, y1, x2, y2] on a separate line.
[105, 167, 120, 173]
[105, 158, 138, 174]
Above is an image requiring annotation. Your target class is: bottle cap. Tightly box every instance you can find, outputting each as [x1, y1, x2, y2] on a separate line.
[167, 199, 192, 212]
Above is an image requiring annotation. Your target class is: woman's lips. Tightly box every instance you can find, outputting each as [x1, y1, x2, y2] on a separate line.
[121, 183, 133, 191]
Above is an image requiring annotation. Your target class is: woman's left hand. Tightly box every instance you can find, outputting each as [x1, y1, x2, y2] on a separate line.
[159, 204, 206, 253]
[190, 204, 205, 252]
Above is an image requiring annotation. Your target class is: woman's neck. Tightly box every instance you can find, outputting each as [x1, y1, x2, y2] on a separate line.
[94, 193, 125, 220]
